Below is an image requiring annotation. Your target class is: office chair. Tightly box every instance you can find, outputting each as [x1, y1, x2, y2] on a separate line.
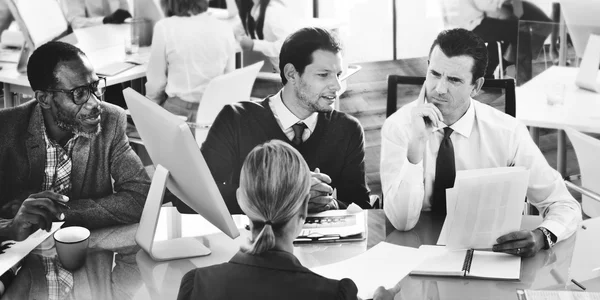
[564, 127, 600, 218]
[386, 75, 516, 118]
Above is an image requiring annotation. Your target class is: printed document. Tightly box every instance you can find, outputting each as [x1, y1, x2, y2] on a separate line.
[438, 167, 529, 249]
[0, 222, 64, 275]
[312, 242, 428, 299]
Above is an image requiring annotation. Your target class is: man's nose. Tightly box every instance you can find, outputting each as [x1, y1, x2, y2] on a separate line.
[435, 79, 448, 94]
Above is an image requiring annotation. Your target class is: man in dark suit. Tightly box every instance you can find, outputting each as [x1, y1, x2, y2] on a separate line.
[0, 41, 150, 235]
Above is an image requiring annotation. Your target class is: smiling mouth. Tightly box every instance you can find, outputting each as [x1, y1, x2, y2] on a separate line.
[322, 95, 336, 101]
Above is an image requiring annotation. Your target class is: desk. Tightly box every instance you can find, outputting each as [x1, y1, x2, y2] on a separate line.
[516, 66, 600, 176]
[0, 24, 150, 108]
[5, 209, 592, 299]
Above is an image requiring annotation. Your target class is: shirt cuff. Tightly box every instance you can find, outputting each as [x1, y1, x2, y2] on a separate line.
[538, 219, 567, 243]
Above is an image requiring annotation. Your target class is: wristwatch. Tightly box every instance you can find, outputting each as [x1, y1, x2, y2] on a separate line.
[537, 227, 556, 250]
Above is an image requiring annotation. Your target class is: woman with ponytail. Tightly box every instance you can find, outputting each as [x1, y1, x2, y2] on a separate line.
[177, 140, 358, 300]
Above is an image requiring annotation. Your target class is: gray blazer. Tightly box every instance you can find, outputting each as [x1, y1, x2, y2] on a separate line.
[0, 100, 150, 229]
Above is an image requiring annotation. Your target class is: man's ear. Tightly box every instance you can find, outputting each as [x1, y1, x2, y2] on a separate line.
[470, 77, 485, 97]
[283, 63, 298, 84]
[35, 90, 52, 109]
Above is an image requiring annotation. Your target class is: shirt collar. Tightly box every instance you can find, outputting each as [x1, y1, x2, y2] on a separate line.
[229, 249, 313, 274]
[419, 89, 475, 138]
[271, 91, 318, 133]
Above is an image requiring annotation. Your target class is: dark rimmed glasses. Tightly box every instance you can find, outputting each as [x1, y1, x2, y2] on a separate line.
[46, 77, 107, 105]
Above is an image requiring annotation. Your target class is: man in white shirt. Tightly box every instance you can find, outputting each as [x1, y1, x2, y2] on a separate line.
[381, 28, 581, 257]
[61, 0, 131, 29]
[442, 0, 552, 84]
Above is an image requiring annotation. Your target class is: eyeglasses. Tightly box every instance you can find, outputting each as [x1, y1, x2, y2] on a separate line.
[46, 77, 107, 105]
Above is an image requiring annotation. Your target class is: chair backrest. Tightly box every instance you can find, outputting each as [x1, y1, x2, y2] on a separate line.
[194, 61, 264, 143]
[386, 75, 516, 118]
[564, 127, 600, 218]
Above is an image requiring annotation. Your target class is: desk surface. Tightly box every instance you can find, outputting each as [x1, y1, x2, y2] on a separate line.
[516, 66, 600, 133]
[4, 209, 595, 299]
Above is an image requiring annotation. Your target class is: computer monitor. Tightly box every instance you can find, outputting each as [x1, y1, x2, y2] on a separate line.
[6, 0, 77, 72]
[560, 0, 600, 58]
[123, 88, 240, 261]
[133, 0, 164, 46]
[560, 0, 600, 92]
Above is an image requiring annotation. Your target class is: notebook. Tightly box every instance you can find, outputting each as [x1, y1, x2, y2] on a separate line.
[410, 245, 521, 280]
[294, 210, 366, 243]
[96, 61, 136, 76]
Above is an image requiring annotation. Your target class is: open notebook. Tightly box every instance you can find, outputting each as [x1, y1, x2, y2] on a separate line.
[411, 245, 521, 280]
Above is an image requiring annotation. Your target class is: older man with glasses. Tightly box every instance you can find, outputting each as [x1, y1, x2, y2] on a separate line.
[0, 41, 150, 239]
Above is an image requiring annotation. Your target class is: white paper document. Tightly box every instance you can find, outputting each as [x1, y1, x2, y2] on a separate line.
[521, 290, 600, 300]
[311, 242, 428, 299]
[438, 167, 529, 249]
[0, 222, 64, 275]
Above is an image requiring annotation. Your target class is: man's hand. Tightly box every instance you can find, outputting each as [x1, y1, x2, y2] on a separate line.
[493, 229, 545, 257]
[103, 9, 132, 24]
[407, 102, 444, 164]
[373, 286, 396, 300]
[512, 0, 524, 18]
[9, 191, 67, 241]
[238, 35, 255, 51]
[308, 168, 336, 213]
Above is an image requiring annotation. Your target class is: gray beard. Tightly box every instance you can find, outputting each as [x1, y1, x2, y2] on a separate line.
[55, 109, 102, 139]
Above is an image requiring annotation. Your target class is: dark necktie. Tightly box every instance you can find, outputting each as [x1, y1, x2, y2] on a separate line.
[291, 122, 307, 146]
[432, 127, 456, 216]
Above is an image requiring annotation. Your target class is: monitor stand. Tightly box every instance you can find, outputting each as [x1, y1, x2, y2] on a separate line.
[136, 164, 212, 261]
[576, 34, 600, 93]
[16, 42, 32, 74]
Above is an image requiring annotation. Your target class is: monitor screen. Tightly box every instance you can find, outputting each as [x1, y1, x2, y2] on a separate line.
[123, 88, 239, 240]
[7, 0, 74, 48]
[560, 0, 600, 58]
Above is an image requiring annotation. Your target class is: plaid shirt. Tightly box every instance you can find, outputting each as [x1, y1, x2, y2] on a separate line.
[41, 121, 78, 196]
[42, 255, 73, 300]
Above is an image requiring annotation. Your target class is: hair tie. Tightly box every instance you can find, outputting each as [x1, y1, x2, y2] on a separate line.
[264, 220, 273, 226]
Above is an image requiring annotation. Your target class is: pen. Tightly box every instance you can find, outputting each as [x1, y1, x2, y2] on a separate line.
[571, 278, 586, 291]
[52, 200, 70, 210]
[472, 248, 493, 251]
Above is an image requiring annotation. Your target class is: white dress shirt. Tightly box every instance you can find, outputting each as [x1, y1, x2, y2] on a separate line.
[441, 0, 506, 30]
[380, 91, 581, 243]
[268, 91, 318, 143]
[61, 0, 128, 29]
[248, 0, 303, 72]
[145, 13, 236, 104]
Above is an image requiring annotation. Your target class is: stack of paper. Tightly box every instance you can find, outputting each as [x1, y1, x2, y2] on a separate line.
[312, 242, 428, 299]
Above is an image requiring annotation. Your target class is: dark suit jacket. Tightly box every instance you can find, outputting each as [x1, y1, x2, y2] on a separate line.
[0, 100, 150, 229]
[177, 250, 358, 300]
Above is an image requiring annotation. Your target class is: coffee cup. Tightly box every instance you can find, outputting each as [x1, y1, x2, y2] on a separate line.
[53, 226, 90, 271]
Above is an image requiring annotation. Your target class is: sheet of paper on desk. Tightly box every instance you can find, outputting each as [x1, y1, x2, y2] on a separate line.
[0, 222, 64, 275]
[521, 290, 600, 300]
[311, 242, 428, 299]
[438, 167, 529, 249]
